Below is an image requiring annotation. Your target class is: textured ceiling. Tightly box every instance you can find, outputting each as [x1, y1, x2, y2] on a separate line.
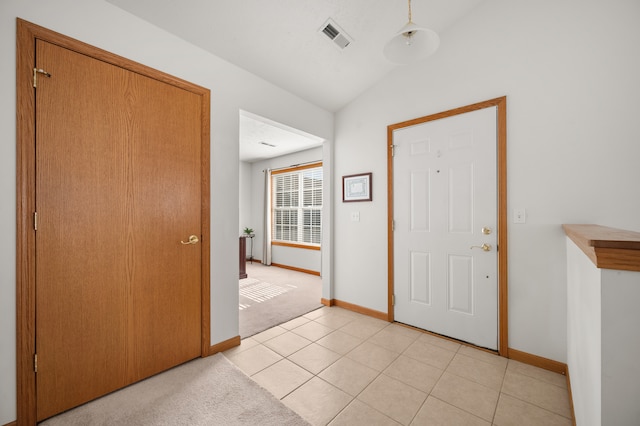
[239, 111, 324, 163]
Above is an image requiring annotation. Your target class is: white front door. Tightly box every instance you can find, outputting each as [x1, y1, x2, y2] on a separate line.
[393, 106, 498, 350]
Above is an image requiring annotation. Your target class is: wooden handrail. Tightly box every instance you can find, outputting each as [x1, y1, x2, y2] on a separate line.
[563, 224, 640, 272]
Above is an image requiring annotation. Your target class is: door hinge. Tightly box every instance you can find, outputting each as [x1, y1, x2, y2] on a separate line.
[390, 144, 398, 157]
[34, 353, 38, 373]
[33, 68, 51, 88]
[34, 212, 38, 231]
[392, 294, 396, 306]
[391, 219, 395, 231]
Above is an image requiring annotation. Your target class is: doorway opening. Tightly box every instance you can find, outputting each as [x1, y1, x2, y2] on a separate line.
[238, 110, 328, 338]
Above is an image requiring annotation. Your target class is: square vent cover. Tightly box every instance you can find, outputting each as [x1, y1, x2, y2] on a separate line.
[319, 18, 352, 50]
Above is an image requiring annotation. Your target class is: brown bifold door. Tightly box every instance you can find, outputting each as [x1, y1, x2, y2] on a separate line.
[34, 40, 202, 420]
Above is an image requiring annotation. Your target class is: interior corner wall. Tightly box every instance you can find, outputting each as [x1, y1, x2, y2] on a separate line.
[249, 147, 323, 269]
[239, 161, 252, 236]
[332, 0, 640, 363]
[0, 0, 333, 423]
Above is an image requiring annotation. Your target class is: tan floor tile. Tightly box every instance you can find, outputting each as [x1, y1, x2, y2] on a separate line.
[330, 399, 401, 426]
[226, 344, 283, 376]
[282, 377, 353, 426]
[280, 316, 311, 330]
[262, 331, 312, 357]
[501, 371, 572, 419]
[291, 321, 334, 341]
[347, 341, 400, 372]
[314, 312, 356, 329]
[506, 360, 567, 389]
[318, 357, 379, 396]
[340, 319, 387, 340]
[411, 396, 490, 426]
[457, 345, 507, 369]
[431, 372, 499, 422]
[304, 307, 327, 320]
[359, 316, 392, 327]
[417, 333, 462, 353]
[384, 355, 443, 393]
[358, 374, 427, 425]
[403, 340, 456, 370]
[289, 343, 342, 374]
[493, 393, 573, 426]
[222, 336, 259, 356]
[317, 330, 363, 355]
[446, 353, 506, 391]
[368, 328, 418, 353]
[252, 325, 287, 343]
[231, 305, 574, 425]
[251, 359, 313, 399]
[383, 323, 423, 339]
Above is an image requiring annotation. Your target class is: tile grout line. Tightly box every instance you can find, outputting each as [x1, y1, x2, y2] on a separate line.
[498, 370, 575, 421]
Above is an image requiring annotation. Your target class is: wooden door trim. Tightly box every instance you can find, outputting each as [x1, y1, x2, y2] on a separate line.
[16, 19, 211, 424]
[386, 96, 508, 356]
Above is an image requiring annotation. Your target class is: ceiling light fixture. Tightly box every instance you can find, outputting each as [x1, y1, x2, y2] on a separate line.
[383, 0, 440, 65]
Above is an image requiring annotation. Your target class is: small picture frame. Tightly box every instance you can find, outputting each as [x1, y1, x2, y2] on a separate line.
[342, 172, 372, 202]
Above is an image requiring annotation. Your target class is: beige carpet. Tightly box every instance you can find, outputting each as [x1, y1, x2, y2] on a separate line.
[40, 354, 309, 426]
[240, 264, 323, 338]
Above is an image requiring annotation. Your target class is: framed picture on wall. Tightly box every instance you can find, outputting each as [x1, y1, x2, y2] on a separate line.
[342, 172, 372, 202]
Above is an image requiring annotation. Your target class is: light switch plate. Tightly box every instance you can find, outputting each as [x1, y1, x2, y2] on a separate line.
[513, 208, 526, 224]
[351, 211, 360, 222]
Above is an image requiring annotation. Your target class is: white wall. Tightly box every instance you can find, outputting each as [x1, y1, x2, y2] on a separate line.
[566, 240, 601, 426]
[272, 245, 321, 273]
[0, 1, 333, 423]
[333, 0, 640, 362]
[567, 238, 640, 425]
[248, 147, 323, 271]
[600, 268, 640, 426]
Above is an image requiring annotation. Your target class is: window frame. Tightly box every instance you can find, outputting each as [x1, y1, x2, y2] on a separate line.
[271, 162, 322, 250]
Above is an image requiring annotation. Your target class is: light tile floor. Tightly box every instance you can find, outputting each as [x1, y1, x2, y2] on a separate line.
[224, 306, 573, 426]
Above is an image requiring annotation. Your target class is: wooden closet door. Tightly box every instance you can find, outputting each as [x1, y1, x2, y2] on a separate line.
[35, 40, 202, 421]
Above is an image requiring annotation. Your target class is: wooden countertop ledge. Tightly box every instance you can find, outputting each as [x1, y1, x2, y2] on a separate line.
[563, 224, 640, 272]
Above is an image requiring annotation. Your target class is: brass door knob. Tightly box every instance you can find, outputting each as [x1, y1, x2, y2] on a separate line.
[470, 243, 491, 252]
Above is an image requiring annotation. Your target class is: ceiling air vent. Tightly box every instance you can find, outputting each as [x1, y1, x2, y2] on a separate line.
[320, 19, 352, 50]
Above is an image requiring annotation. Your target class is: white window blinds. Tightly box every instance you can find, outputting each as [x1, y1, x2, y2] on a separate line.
[273, 165, 322, 245]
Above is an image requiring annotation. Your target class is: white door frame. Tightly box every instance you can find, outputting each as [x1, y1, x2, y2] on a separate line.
[387, 97, 508, 356]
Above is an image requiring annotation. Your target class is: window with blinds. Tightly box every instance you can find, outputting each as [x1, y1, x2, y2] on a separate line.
[273, 164, 322, 246]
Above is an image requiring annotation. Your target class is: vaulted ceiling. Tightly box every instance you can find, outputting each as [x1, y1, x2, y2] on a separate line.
[107, 0, 485, 161]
